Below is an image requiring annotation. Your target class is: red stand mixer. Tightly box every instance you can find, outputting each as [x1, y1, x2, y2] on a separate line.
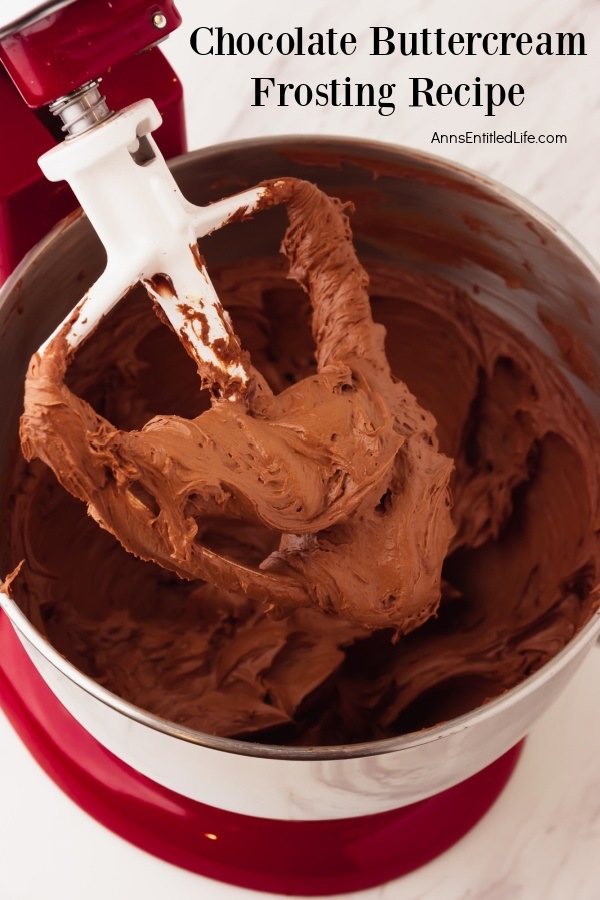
[0, 1, 533, 894]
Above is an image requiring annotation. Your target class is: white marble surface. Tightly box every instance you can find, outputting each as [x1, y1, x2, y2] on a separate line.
[2, 0, 600, 897]
[166, 0, 600, 261]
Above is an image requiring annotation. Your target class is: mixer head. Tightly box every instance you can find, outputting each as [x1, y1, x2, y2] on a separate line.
[0, 0, 182, 107]
[0, 1, 186, 282]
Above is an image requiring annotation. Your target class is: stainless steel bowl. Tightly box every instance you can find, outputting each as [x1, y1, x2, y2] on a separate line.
[1, 137, 600, 821]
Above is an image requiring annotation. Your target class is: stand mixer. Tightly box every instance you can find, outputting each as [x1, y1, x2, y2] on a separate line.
[0, 2, 546, 894]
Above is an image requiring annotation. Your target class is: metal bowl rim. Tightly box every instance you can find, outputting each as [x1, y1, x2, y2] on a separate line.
[1, 134, 599, 761]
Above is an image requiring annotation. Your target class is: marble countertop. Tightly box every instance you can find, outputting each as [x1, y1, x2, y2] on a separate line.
[2, 0, 600, 897]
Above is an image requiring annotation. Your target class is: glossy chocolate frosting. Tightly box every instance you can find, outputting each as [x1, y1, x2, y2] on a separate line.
[3, 181, 600, 744]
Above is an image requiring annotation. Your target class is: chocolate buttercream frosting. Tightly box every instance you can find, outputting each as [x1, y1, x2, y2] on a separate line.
[3, 178, 600, 744]
[18, 179, 455, 632]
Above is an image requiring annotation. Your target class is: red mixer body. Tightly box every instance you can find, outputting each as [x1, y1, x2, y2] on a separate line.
[0, 0, 185, 283]
[0, 0, 183, 107]
[0, 2, 522, 892]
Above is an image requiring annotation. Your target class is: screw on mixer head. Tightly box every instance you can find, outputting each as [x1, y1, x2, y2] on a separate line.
[48, 80, 113, 139]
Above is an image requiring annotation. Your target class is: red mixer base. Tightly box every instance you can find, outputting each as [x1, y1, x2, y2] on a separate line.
[0, 614, 522, 896]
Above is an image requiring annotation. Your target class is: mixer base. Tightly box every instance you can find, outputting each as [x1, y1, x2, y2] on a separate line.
[0, 612, 522, 896]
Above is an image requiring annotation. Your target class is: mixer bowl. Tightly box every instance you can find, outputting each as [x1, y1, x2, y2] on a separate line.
[1, 137, 600, 821]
